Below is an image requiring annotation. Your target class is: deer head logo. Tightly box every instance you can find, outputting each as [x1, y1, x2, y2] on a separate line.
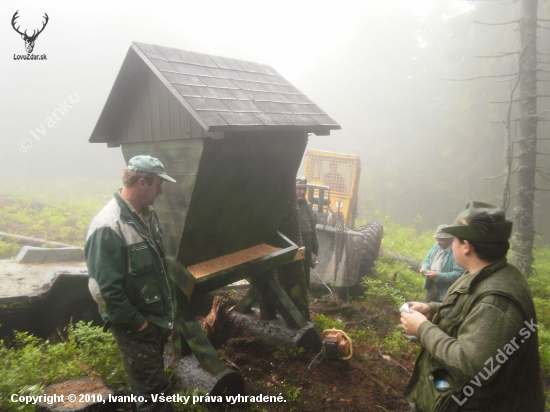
[11, 11, 49, 54]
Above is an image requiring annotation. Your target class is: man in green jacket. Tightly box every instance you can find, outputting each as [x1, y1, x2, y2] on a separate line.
[85, 155, 176, 412]
[401, 201, 545, 412]
[420, 224, 464, 303]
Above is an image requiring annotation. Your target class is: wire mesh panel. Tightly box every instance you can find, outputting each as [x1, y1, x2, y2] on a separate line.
[305, 153, 357, 195]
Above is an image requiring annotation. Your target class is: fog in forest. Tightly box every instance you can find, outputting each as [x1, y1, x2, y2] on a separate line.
[1, 0, 549, 242]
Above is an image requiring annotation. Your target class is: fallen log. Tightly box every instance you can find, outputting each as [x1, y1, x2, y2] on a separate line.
[0, 231, 74, 248]
[380, 248, 421, 271]
[231, 308, 322, 352]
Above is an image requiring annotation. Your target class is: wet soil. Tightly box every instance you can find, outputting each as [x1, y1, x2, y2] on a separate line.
[214, 293, 417, 411]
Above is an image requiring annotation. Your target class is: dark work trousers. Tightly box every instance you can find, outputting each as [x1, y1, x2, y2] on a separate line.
[422, 279, 440, 303]
[111, 323, 174, 412]
[303, 249, 312, 289]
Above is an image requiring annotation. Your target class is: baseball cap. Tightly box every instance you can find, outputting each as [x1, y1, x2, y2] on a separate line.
[127, 155, 176, 183]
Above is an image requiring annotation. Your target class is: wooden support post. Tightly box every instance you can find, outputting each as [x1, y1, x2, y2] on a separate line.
[266, 276, 307, 329]
[247, 271, 277, 321]
[234, 286, 259, 313]
[175, 310, 226, 376]
[248, 272, 307, 329]
[172, 288, 192, 358]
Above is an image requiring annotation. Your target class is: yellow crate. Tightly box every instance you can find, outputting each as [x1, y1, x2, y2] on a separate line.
[304, 150, 361, 228]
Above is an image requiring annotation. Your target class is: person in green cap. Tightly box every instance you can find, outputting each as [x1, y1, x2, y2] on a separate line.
[401, 201, 545, 412]
[85, 155, 176, 412]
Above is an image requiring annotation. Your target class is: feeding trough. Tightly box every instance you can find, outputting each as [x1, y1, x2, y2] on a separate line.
[90, 42, 340, 394]
[0, 246, 101, 340]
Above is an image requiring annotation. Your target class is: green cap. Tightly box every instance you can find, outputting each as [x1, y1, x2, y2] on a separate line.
[296, 176, 308, 188]
[442, 201, 512, 242]
[127, 155, 176, 183]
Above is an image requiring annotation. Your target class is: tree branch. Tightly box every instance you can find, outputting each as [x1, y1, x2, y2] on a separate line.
[498, 78, 518, 83]
[536, 171, 550, 184]
[475, 20, 520, 26]
[491, 119, 520, 123]
[537, 24, 550, 30]
[482, 170, 517, 179]
[442, 73, 518, 81]
[491, 99, 518, 104]
[476, 51, 519, 58]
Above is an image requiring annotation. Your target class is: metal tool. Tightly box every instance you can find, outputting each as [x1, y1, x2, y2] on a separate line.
[308, 328, 353, 372]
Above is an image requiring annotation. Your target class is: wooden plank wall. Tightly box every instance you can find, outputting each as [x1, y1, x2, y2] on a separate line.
[177, 131, 308, 267]
[118, 63, 222, 144]
[121, 139, 204, 258]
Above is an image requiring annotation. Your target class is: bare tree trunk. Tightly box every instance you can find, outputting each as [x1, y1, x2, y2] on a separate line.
[511, 0, 538, 276]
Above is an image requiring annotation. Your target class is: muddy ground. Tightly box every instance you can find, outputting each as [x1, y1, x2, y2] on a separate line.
[211, 292, 417, 412]
[40, 290, 549, 411]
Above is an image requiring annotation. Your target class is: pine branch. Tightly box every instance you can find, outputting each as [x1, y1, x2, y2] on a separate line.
[482, 170, 518, 179]
[490, 99, 518, 104]
[476, 51, 519, 58]
[491, 119, 520, 123]
[498, 78, 519, 83]
[442, 73, 518, 81]
[475, 20, 520, 26]
[536, 171, 550, 184]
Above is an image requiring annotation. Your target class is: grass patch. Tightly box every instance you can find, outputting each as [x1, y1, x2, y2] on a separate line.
[0, 322, 127, 411]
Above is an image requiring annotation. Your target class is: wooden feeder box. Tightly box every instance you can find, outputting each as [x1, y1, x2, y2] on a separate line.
[89, 42, 340, 392]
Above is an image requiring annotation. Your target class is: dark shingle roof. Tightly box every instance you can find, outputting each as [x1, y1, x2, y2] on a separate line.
[133, 42, 340, 134]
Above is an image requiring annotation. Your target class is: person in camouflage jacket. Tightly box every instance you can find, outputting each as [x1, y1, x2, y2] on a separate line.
[401, 202, 545, 412]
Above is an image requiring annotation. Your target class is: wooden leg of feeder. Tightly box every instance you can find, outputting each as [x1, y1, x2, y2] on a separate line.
[266, 276, 308, 329]
[175, 312, 226, 376]
[172, 288, 193, 358]
[248, 271, 277, 321]
[172, 327, 192, 359]
[258, 289, 277, 321]
[234, 286, 259, 313]
[248, 273, 307, 328]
